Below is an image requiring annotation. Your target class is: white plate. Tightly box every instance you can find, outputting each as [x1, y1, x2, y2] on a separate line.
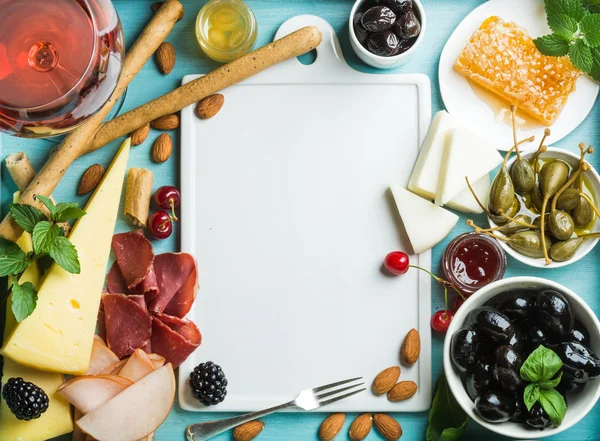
[439, 0, 599, 151]
[178, 15, 433, 412]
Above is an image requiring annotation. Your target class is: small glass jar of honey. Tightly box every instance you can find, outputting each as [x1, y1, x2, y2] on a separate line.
[196, 0, 258, 63]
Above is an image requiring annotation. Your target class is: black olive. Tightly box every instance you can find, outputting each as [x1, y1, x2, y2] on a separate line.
[537, 290, 574, 336]
[510, 394, 526, 423]
[393, 9, 421, 39]
[490, 292, 536, 321]
[492, 345, 524, 392]
[525, 402, 552, 429]
[549, 341, 600, 383]
[353, 13, 370, 45]
[464, 357, 494, 401]
[451, 326, 480, 374]
[524, 320, 549, 352]
[361, 6, 396, 32]
[569, 320, 591, 347]
[475, 389, 516, 423]
[556, 380, 585, 396]
[507, 326, 524, 352]
[470, 307, 516, 345]
[366, 30, 403, 56]
[375, 0, 413, 15]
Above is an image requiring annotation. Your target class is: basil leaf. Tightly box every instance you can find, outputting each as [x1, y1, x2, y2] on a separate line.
[570, 39, 594, 72]
[32, 221, 60, 254]
[49, 236, 80, 274]
[0, 238, 30, 277]
[524, 383, 540, 411]
[539, 388, 567, 427]
[426, 375, 469, 441]
[53, 202, 86, 223]
[545, 0, 586, 21]
[547, 14, 579, 41]
[534, 34, 570, 57]
[9, 203, 47, 234]
[521, 346, 563, 382]
[11, 282, 38, 323]
[35, 195, 56, 219]
[581, 14, 600, 47]
[538, 372, 563, 389]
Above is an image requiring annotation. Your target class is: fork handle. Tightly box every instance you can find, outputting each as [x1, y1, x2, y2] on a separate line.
[185, 401, 296, 441]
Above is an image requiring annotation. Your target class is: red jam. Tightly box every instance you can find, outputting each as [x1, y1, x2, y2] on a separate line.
[443, 233, 507, 296]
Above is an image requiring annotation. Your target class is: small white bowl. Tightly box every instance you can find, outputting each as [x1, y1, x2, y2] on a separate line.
[443, 277, 600, 439]
[349, 0, 427, 69]
[488, 147, 600, 269]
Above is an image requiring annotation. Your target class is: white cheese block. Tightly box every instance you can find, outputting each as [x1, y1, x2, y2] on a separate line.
[408, 110, 459, 200]
[446, 174, 491, 214]
[435, 127, 503, 206]
[390, 185, 459, 254]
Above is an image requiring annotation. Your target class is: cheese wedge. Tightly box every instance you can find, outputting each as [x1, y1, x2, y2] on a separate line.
[390, 186, 459, 254]
[435, 128, 503, 206]
[445, 174, 491, 214]
[2, 139, 131, 374]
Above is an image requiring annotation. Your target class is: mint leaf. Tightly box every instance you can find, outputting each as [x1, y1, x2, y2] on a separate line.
[538, 372, 563, 389]
[569, 39, 594, 72]
[49, 236, 80, 274]
[35, 195, 56, 219]
[524, 383, 540, 411]
[32, 221, 60, 254]
[546, 0, 586, 21]
[548, 14, 579, 41]
[521, 346, 563, 382]
[539, 389, 567, 427]
[11, 282, 37, 322]
[585, 0, 600, 13]
[426, 375, 469, 441]
[534, 34, 570, 56]
[0, 238, 30, 277]
[9, 204, 47, 234]
[53, 202, 86, 223]
[581, 14, 600, 46]
[591, 47, 600, 81]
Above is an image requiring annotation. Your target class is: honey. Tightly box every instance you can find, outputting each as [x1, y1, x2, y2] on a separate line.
[196, 0, 257, 63]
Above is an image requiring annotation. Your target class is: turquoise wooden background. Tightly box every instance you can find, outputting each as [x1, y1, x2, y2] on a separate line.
[1, 0, 599, 440]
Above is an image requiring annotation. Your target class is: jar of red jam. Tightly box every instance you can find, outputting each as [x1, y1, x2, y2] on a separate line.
[442, 233, 507, 296]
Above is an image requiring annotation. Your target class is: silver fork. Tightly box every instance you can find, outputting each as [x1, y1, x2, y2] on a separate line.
[185, 377, 365, 441]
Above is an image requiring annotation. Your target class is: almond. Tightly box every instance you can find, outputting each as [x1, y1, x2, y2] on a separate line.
[387, 381, 418, 402]
[401, 328, 421, 366]
[195, 94, 225, 120]
[151, 2, 184, 21]
[78, 164, 105, 195]
[349, 413, 372, 441]
[131, 123, 151, 146]
[373, 366, 401, 395]
[233, 420, 264, 441]
[151, 114, 179, 130]
[156, 42, 175, 74]
[373, 414, 402, 441]
[319, 413, 345, 441]
[152, 134, 173, 163]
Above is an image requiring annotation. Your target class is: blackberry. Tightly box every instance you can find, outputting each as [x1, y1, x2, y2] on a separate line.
[189, 361, 228, 406]
[2, 377, 49, 421]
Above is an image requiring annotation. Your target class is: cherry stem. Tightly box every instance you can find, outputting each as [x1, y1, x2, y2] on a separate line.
[159, 217, 172, 230]
[408, 265, 465, 300]
[443, 285, 449, 319]
[169, 198, 179, 222]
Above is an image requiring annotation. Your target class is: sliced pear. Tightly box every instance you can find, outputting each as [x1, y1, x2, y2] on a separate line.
[86, 339, 119, 375]
[118, 349, 156, 383]
[390, 186, 459, 254]
[58, 375, 132, 414]
[446, 174, 490, 214]
[100, 359, 127, 376]
[148, 353, 166, 369]
[77, 364, 175, 441]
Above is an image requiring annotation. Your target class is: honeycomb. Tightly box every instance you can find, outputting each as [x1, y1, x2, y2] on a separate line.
[455, 16, 581, 126]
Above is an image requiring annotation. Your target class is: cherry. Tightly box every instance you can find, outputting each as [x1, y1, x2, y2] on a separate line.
[154, 186, 180, 221]
[431, 310, 455, 333]
[383, 251, 410, 275]
[148, 211, 173, 239]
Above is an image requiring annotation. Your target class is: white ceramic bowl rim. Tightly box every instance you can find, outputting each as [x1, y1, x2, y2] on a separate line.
[443, 276, 600, 439]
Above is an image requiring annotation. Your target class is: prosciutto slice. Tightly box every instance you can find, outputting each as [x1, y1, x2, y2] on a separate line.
[102, 293, 152, 359]
[111, 230, 154, 290]
[133, 264, 159, 302]
[149, 253, 199, 316]
[151, 313, 201, 368]
[106, 262, 129, 294]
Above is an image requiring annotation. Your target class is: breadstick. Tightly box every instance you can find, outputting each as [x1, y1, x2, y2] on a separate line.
[86, 26, 322, 153]
[124, 168, 154, 228]
[0, 0, 183, 242]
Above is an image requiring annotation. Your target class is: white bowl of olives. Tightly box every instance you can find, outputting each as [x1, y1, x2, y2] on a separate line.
[443, 277, 600, 439]
[485, 146, 600, 268]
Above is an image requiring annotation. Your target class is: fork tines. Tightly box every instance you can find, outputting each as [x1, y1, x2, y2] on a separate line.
[314, 377, 365, 406]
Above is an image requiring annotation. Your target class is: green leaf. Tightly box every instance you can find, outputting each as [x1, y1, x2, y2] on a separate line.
[521, 346, 563, 382]
[35, 195, 56, 219]
[9, 204, 47, 234]
[548, 14, 579, 41]
[32, 221, 60, 254]
[524, 383, 540, 411]
[546, 0, 586, 21]
[426, 375, 469, 441]
[53, 202, 86, 224]
[0, 238, 30, 277]
[539, 388, 567, 427]
[591, 47, 600, 81]
[581, 14, 600, 46]
[569, 39, 594, 72]
[49, 236, 80, 274]
[11, 282, 38, 322]
[534, 34, 570, 56]
[585, 0, 600, 13]
[538, 372, 563, 389]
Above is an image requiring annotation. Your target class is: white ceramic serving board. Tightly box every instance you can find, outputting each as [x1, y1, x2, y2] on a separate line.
[179, 15, 432, 412]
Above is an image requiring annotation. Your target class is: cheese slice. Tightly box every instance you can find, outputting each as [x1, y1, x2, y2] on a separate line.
[390, 186, 459, 254]
[408, 110, 459, 200]
[446, 174, 491, 214]
[2, 139, 131, 374]
[435, 127, 503, 206]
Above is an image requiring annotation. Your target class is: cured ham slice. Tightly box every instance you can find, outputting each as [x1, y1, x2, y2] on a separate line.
[151, 313, 201, 368]
[112, 231, 154, 290]
[134, 264, 159, 302]
[149, 253, 198, 317]
[106, 262, 129, 294]
[103, 293, 152, 359]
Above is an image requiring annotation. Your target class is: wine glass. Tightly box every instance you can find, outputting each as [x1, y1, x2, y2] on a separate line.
[0, 0, 125, 138]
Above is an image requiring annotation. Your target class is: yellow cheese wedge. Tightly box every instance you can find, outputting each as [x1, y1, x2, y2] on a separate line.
[2, 139, 131, 374]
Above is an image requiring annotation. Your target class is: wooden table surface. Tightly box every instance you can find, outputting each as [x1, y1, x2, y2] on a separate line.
[1, 0, 599, 440]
